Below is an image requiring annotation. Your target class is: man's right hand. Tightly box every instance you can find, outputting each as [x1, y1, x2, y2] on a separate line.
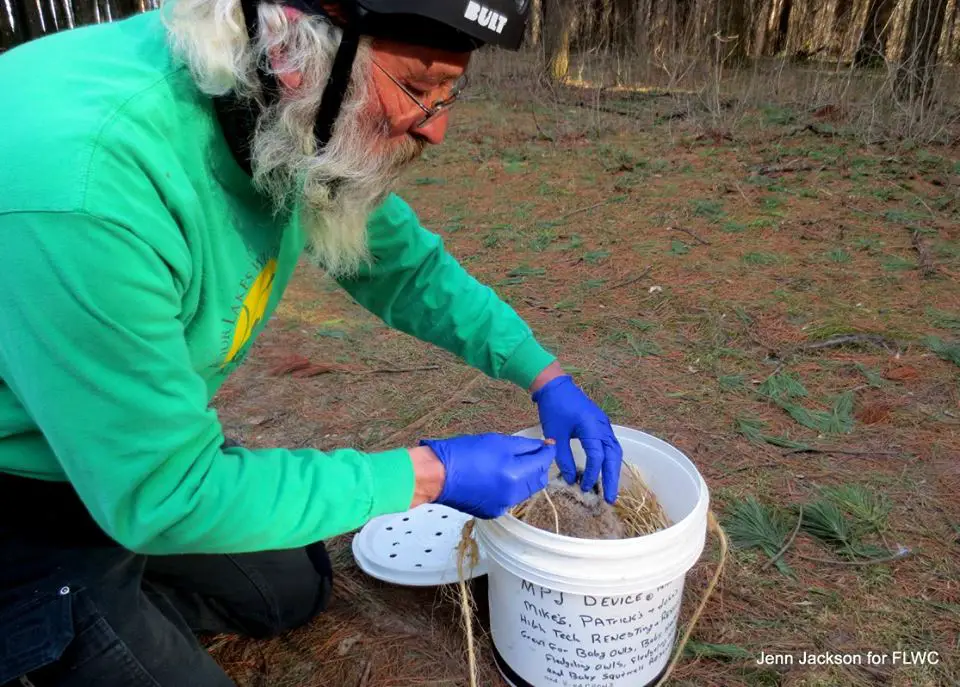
[411, 434, 556, 519]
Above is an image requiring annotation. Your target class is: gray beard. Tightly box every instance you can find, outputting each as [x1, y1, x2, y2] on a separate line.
[249, 93, 424, 279]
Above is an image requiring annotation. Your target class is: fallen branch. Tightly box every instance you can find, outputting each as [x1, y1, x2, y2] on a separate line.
[270, 356, 439, 378]
[607, 265, 653, 292]
[752, 161, 819, 176]
[784, 334, 902, 357]
[782, 447, 901, 457]
[362, 365, 441, 375]
[668, 226, 711, 245]
[910, 229, 939, 278]
[762, 505, 803, 571]
[786, 123, 837, 138]
[555, 199, 617, 223]
[797, 549, 911, 567]
[530, 108, 555, 142]
[372, 373, 485, 450]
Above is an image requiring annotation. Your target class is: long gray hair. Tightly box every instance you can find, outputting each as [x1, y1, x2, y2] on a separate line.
[161, 0, 422, 277]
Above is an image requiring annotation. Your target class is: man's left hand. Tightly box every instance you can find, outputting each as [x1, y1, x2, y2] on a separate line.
[530, 367, 623, 504]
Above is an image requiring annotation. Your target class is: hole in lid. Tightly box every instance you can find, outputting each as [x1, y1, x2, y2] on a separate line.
[441, 515, 448, 519]
[415, 563, 422, 568]
[405, 530, 412, 535]
[386, 526, 393, 530]
[435, 532, 442, 536]
[425, 549, 432, 553]
[392, 542, 399, 546]
[402, 517, 410, 521]
[427, 508, 433, 512]
[389, 553, 397, 558]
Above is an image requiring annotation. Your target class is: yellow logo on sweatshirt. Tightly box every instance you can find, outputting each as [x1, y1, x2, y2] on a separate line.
[223, 258, 277, 366]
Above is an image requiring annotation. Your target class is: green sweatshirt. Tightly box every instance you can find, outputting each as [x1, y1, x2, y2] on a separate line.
[0, 11, 555, 554]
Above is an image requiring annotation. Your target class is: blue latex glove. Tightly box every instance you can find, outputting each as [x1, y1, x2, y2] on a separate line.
[532, 375, 623, 503]
[418, 434, 556, 519]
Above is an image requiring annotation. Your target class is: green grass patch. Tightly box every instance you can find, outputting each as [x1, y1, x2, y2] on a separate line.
[722, 220, 748, 233]
[628, 318, 657, 331]
[799, 499, 890, 560]
[926, 307, 960, 330]
[737, 416, 812, 450]
[628, 336, 663, 357]
[559, 234, 584, 251]
[884, 208, 927, 224]
[719, 374, 745, 391]
[761, 195, 785, 213]
[854, 363, 884, 387]
[935, 240, 960, 260]
[597, 144, 643, 173]
[868, 187, 898, 201]
[690, 198, 725, 221]
[748, 218, 778, 230]
[583, 250, 611, 264]
[742, 251, 784, 266]
[826, 248, 852, 264]
[507, 265, 546, 278]
[599, 393, 625, 419]
[761, 105, 797, 126]
[819, 484, 891, 536]
[804, 322, 865, 340]
[881, 255, 916, 271]
[723, 496, 795, 577]
[497, 264, 546, 285]
[528, 229, 557, 252]
[854, 236, 885, 253]
[924, 336, 960, 367]
[412, 176, 445, 185]
[669, 240, 690, 256]
[757, 372, 808, 400]
[782, 392, 855, 434]
[683, 642, 753, 661]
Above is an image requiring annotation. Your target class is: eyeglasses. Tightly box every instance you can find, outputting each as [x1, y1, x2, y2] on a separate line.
[372, 61, 468, 129]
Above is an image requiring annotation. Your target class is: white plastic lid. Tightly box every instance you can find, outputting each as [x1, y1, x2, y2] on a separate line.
[351, 503, 487, 586]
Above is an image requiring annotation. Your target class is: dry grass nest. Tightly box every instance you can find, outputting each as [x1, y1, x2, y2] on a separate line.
[511, 460, 672, 540]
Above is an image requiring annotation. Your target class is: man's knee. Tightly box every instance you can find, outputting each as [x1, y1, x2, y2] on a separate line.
[249, 542, 333, 638]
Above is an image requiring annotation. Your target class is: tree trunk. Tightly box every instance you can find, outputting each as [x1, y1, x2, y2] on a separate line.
[831, 0, 856, 56]
[527, 0, 542, 47]
[543, 0, 575, 81]
[786, 0, 831, 58]
[2, 0, 26, 51]
[854, 0, 896, 65]
[769, 0, 793, 54]
[938, 0, 957, 59]
[71, 0, 98, 27]
[13, 0, 55, 38]
[895, 0, 949, 102]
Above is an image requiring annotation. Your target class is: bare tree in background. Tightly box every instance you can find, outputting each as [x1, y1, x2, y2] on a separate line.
[895, 0, 949, 103]
[855, 0, 897, 65]
[543, 0, 576, 80]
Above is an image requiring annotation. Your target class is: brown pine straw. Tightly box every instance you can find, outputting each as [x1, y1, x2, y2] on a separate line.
[454, 487, 729, 687]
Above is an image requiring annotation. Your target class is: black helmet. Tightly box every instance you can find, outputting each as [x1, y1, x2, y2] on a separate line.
[228, 0, 530, 164]
[287, 0, 532, 51]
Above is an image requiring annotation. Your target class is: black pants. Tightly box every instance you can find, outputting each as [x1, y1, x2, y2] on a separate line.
[0, 472, 333, 687]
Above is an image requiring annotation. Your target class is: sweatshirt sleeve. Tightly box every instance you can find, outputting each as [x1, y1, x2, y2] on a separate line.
[0, 211, 414, 555]
[335, 194, 556, 390]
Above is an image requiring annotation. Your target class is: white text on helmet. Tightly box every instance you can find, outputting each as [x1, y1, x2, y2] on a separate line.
[463, 1, 508, 34]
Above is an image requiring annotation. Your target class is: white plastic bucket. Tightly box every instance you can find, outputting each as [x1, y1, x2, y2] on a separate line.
[474, 425, 710, 687]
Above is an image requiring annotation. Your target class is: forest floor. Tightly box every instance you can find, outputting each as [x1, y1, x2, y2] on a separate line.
[210, 85, 960, 686]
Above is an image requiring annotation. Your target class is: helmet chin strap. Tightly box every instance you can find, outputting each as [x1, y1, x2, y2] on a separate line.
[227, 0, 360, 171]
